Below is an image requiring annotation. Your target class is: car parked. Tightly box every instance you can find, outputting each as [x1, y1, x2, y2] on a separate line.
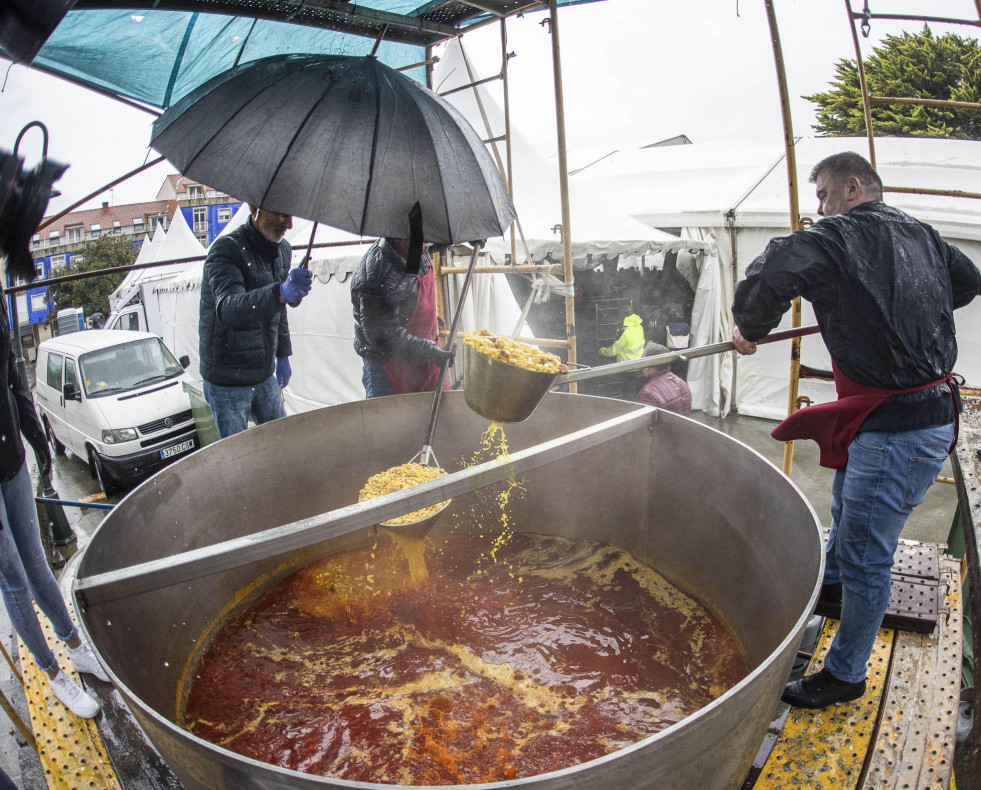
[33, 330, 199, 494]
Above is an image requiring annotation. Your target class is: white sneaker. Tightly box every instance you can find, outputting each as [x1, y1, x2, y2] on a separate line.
[67, 643, 110, 683]
[49, 671, 99, 719]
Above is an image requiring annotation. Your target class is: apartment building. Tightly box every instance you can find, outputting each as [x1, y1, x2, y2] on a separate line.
[156, 175, 243, 246]
[16, 176, 243, 352]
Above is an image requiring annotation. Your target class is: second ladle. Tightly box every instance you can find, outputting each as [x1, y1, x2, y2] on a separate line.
[464, 324, 822, 424]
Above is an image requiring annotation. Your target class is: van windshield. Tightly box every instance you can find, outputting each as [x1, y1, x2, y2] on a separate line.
[80, 338, 184, 398]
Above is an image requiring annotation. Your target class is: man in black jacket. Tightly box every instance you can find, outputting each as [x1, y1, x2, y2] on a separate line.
[199, 206, 313, 438]
[351, 238, 454, 397]
[731, 152, 980, 709]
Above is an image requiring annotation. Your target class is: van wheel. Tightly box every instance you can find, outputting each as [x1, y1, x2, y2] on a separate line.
[44, 419, 65, 456]
[89, 449, 121, 495]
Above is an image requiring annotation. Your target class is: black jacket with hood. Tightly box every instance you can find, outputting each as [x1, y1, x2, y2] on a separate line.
[733, 201, 981, 430]
[350, 239, 444, 366]
[0, 299, 49, 484]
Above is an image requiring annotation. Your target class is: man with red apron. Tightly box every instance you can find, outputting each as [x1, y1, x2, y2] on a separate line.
[732, 152, 980, 710]
[351, 238, 454, 398]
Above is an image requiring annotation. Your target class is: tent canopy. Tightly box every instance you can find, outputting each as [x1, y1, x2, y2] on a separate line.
[432, 37, 711, 265]
[109, 208, 204, 310]
[574, 135, 981, 418]
[25, 1, 600, 111]
[574, 137, 981, 242]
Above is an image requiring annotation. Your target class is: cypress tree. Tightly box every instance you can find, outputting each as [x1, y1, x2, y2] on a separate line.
[806, 26, 981, 140]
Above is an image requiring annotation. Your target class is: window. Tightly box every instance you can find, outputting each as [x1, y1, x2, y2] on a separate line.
[51, 254, 66, 269]
[132, 217, 144, 229]
[31, 234, 40, 249]
[80, 338, 182, 397]
[192, 207, 208, 232]
[30, 293, 47, 312]
[65, 358, 79, 395]
[189, 185, 203, 199]
[66, 225, 83, 243]
[112, 220, 121, 232]
[121, 312, 141, 331]
[217, 208, 232, 223]
[48, 231, 59, 246]
[46, 352, 64, 389]
[90, 224, 101, 238]
[150, 215, 167, 230]
[35, 261, 45, 280]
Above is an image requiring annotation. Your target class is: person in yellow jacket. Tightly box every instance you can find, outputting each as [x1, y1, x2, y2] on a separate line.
[599, 313, 646, 361]
[599, 313, 646, 399]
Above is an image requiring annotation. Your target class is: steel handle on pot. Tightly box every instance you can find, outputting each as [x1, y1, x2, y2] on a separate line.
[563, 324, 820, 385]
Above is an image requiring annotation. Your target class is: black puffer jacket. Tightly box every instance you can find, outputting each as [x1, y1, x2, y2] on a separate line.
[199, 220, 293, 387]
[351, 239, 443, 366]
[733, 201, 981, 431]
[734, 202, 980, 388]
[0, 299, 48, 483]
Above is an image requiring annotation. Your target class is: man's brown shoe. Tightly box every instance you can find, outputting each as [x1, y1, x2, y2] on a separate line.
[781, 668, 866, 709]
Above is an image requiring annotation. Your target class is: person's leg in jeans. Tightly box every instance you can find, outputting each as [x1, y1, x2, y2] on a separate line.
[0, 463, 103, 717]
[362, 358, 394, 398]
[204, 381, 254, 438]
[0, 464, 67, 672]
[250, 375, 288, 426]
[823, 423, 953, 683]
[822, 467, 847, 587]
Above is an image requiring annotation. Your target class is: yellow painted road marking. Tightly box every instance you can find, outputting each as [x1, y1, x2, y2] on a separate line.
[18, 603, 121, 789]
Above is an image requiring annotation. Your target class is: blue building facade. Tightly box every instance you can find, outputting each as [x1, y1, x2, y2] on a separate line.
[179, 201, 243, 246]
[21, 253, 84, 325]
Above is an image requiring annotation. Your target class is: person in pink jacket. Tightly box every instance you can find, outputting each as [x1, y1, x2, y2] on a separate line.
[633, 342, 692, 416]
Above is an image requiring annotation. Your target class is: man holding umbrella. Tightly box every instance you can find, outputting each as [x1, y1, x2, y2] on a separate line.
[199, 205, 313, 438]
[352, 237, 455, 398]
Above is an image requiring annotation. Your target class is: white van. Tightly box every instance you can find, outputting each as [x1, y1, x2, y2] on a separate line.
[34, 330, 199, 494]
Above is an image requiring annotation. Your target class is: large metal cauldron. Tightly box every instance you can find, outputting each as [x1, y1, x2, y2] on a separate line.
[73, 392, 823, 790]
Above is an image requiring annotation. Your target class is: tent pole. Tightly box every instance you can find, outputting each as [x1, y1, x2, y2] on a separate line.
[457, 38, 535, 268]
[425, 43, 449, 336]
[547, 0, 578, 389]
[764, 0, 803, 478]
[502, 18, 518, 269]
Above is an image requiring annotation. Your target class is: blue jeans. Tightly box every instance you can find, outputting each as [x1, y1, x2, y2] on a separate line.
[203, 376, 286, 439]
[823, 423, 954, 683]
[0, 463, 77, 672]
[362, 358, 394, 399]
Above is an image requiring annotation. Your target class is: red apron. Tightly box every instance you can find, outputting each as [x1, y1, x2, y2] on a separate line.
[771, 363, 956, 469]
[383, 263, 448, 394]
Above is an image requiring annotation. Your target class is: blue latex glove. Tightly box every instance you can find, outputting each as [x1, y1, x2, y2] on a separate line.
[280, 267, 313, 304]
[275, 356, 292, 389]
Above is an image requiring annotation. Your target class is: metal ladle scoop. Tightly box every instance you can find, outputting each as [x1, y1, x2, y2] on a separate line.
[382, 241, 486, 539]
[464, 324, 822, 424]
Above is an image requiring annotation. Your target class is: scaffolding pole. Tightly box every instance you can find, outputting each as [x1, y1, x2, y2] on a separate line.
[764, 0, 805, 478]
[547, 0, 578, 390]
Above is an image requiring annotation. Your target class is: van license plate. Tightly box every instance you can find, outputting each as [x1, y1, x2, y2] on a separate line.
[161, 439, 195, 460]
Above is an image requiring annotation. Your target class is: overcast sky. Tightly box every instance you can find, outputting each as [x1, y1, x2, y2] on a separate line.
[1, 0, 977, 215]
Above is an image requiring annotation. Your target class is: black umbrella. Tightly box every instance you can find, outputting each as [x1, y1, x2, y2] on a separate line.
[150, 54, 516, 245]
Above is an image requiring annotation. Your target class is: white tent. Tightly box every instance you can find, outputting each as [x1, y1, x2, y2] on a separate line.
[109, 209, 206, 312]
[576, 136, 981, 419]
[433, 39, 730, 413]
[434, 38, 711, 265]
